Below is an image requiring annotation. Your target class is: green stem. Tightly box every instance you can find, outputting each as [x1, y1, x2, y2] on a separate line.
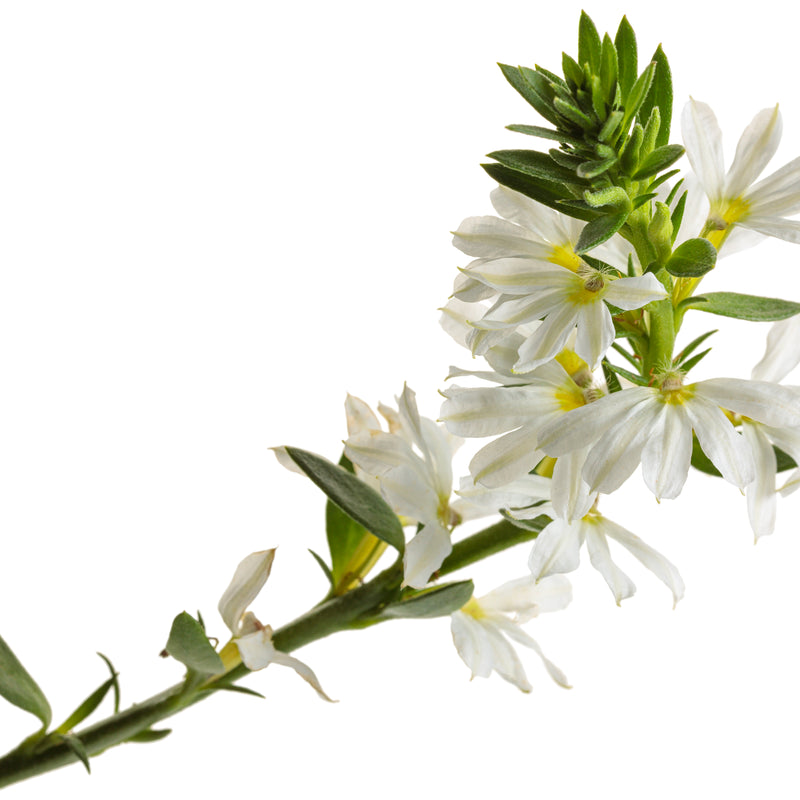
[0, 516, 544, 789]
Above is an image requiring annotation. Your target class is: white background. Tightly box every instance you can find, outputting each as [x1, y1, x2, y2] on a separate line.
[1, 1, 799, 798]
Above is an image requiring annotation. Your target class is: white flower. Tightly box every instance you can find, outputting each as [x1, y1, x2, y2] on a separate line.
[537, 374, 800, 502]
[344, 385, 466, 590]
[450, 575, 572, 692]
[682, 99, 800, 245]
[742, 316, 800, 538]
[462, 259, 666, 372]
[451, 186, 663, 371]
[218, 550, 334, 701]
[528, 508, 685, 607]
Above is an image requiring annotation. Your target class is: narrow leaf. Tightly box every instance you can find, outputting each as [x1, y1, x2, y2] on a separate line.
[285, 447, 405, 552]
[685, 292, 800, 321]
[614, 16, 638, 100]
[638, 45, 673, 148]
[578, 11, 602, 72]
[61, 734, 91, 774]
[575, 209, 629, 253]
[205, 684, 266, 700]
[505, 124, 583, 148]
[673, 329, 718, 367]
[498, 64, 559, 126]
[486, 149, 585, 186]
[0, 634, 52, 728]
[632, 144, 684, 180]
[665, 238, 717, 277]
[55, 677, 116, 735]
[96, 652, 120, 714]
[621, 61, 655, 135]
[308, 549, 334, 587]
[379, 581, 475, 620]
[165, 612, 224, 675]
[603, 360, 650, 386]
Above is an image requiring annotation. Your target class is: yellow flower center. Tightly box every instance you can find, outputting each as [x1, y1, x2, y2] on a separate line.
[548, 244, 583, 272]
[461, 597, 486, 619]
[656, 372, 694, 405]
[554, 379, 588, 412]
[569, 273, 608, 305]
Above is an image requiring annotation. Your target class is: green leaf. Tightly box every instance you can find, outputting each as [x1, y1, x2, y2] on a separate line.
[505, 124, 583, 148]
[126, 728, 173, 744]
[678, 347, 712, 375]
[614, 16, 638, 101]
[55, 677, 116, 735]
[96, 652, 120, 714]
[603, 360, 650, 386]
[621, 61, 655, 135]
[285, 447, 405, 552]
[0, 634, 52, 728]
[686, 292, 800, 321]
[637, 45, 673, 148]
[578, 10, 602, 72]
[602, 359, 623, 393]
[61, 734, 91, 774]
[486, 149, 585, 187]
[553, 97, 595, 131]
[598, 110, 623, 143]
[665, 238, 717, 277]
[165, 612, 224, 675]
[498, 64, 559, 126]
[673, 329, 717, 367]
[378, 581, 475, 620]
[205, 684, 265, 700]
[576, 209, 629, 253]
[577, 156, 617, 179]
[562, 52, 583, 88]
[632, 144, 684, 180]
[599, 34, 618, 102]
[308, 549, 334, 586]
[482, 163, 596, 223]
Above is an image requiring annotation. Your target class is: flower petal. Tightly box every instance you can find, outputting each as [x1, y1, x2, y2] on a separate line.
[403, 522, 453, 589]
[682, 99, 725, 201]
[452, 215, 554, 259]
[751, 316, 800, 382]
[695, 378, 800, 428]
[742, 422, 778, 540]
[528, 518, 583, 580]
[725, 105, 782, 199]
[218, 550, 276, 635]
[603, 273, 668, 310]
[584, 526, 636, 605]
[640, 402, 693, 500]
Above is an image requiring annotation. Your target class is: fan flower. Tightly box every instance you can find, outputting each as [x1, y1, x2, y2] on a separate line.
[344, 385, 467, 589]
[682, 99, 800, 246]
[527, 506, 685, 607]
[218, 549, 334, 701]
[450, 574, 572, 692]
[743, 316, 800, 538]
[537, 372, 800, 502]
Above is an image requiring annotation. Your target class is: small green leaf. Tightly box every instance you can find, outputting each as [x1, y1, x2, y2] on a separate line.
[96, 652, 120, 714]
[562, 52, 583, 88]
[127, 728, 173, 744]
[603, 360, 650, 386]
[379, 581, 475, 620]
[498, 64, 559, 126]
[583, 185, 630, 210]
[576, 210, 629, 253]
[599, 34, 618, 102]
[505, 124, 583, 148]
[205, 684, 265, 700]
[632, 144, 684, 180]
[285, 447, 405, 552]
[614, 16, 638, 101]
[673, 329, 718, 367]
[577, 156, 617, 179]
[0, 634, 52, 728]
[665, 238, 717, 277]
[686, 292, 800, 321]
[637, 45, 673, 148]
[61, 734, 91, 774]
[621, 61, 655, 135]
[486, 149, 584, 186]
[602, 359, 623, 393]
[308, 549, 334, 586]
[554, 97, 595, 131]
[55, 677, 116, 735]
[165, 612, 224, 675]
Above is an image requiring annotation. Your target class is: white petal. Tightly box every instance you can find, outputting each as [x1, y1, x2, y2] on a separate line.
[725, 105, 782, 199]
[551, 447, 595, 521]
[640, 402, 693, 500]
[751, 316, 800, 382]
[742, 422, 778, 540]
[344, 394, 381, 437]
[465, 258, 574, 294]
[452, 215, 554, 259]
[513, 302, 580, 372]
[746, 155, 800, 217]
[695, 378, 800, 428]
[739, 216, 800, 244]
[218, 550, 275, 635]
[684, 394, 754, 489]
[528, 518, 583, 580]
[599, 517, 686, 607]
[480, 573, 572, 617]
[574, 298, 615, 369]
[494, 619, 571, 688]
[403, 522, 453, 589]
[450, 612, 490, 679]
[584, 526, 636, 605]
[469, 424, 547, 487]
[268, 650, 336, 702]
[491, 185, 580, 244]
[603, 273, 668, 310]
[681, 99, 725, 201]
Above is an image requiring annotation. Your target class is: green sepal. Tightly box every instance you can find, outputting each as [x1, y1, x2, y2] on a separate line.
[685, 292, 800, 321]
[637, 45, 673, 148]
[377, 580, 475, 620]
[602, 360, 650, 386]
[96, 652, 120, 714]
[632, 144, 684, 180]
[670, 190, 688, 241]
[679, 347, 712, 375]
[55, 676, 117, 735]
[631, 192, 657, 210]
[575, 209, 629, 253]
[0, 634, 52, 729]
[673, 329, 717, 368]
[614, 16, 638, 101]
[581, 253, 623, 277]
[611, 341, 641, 369]
[61, 734, 91, 774]
[126, 728, 173, 744]
[647, 168, 681, 194]
[203, 684, 265, 700]
[284, 447, 405, 552]
[665, 238, 717, 277]
[165, 612, 224, 675]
